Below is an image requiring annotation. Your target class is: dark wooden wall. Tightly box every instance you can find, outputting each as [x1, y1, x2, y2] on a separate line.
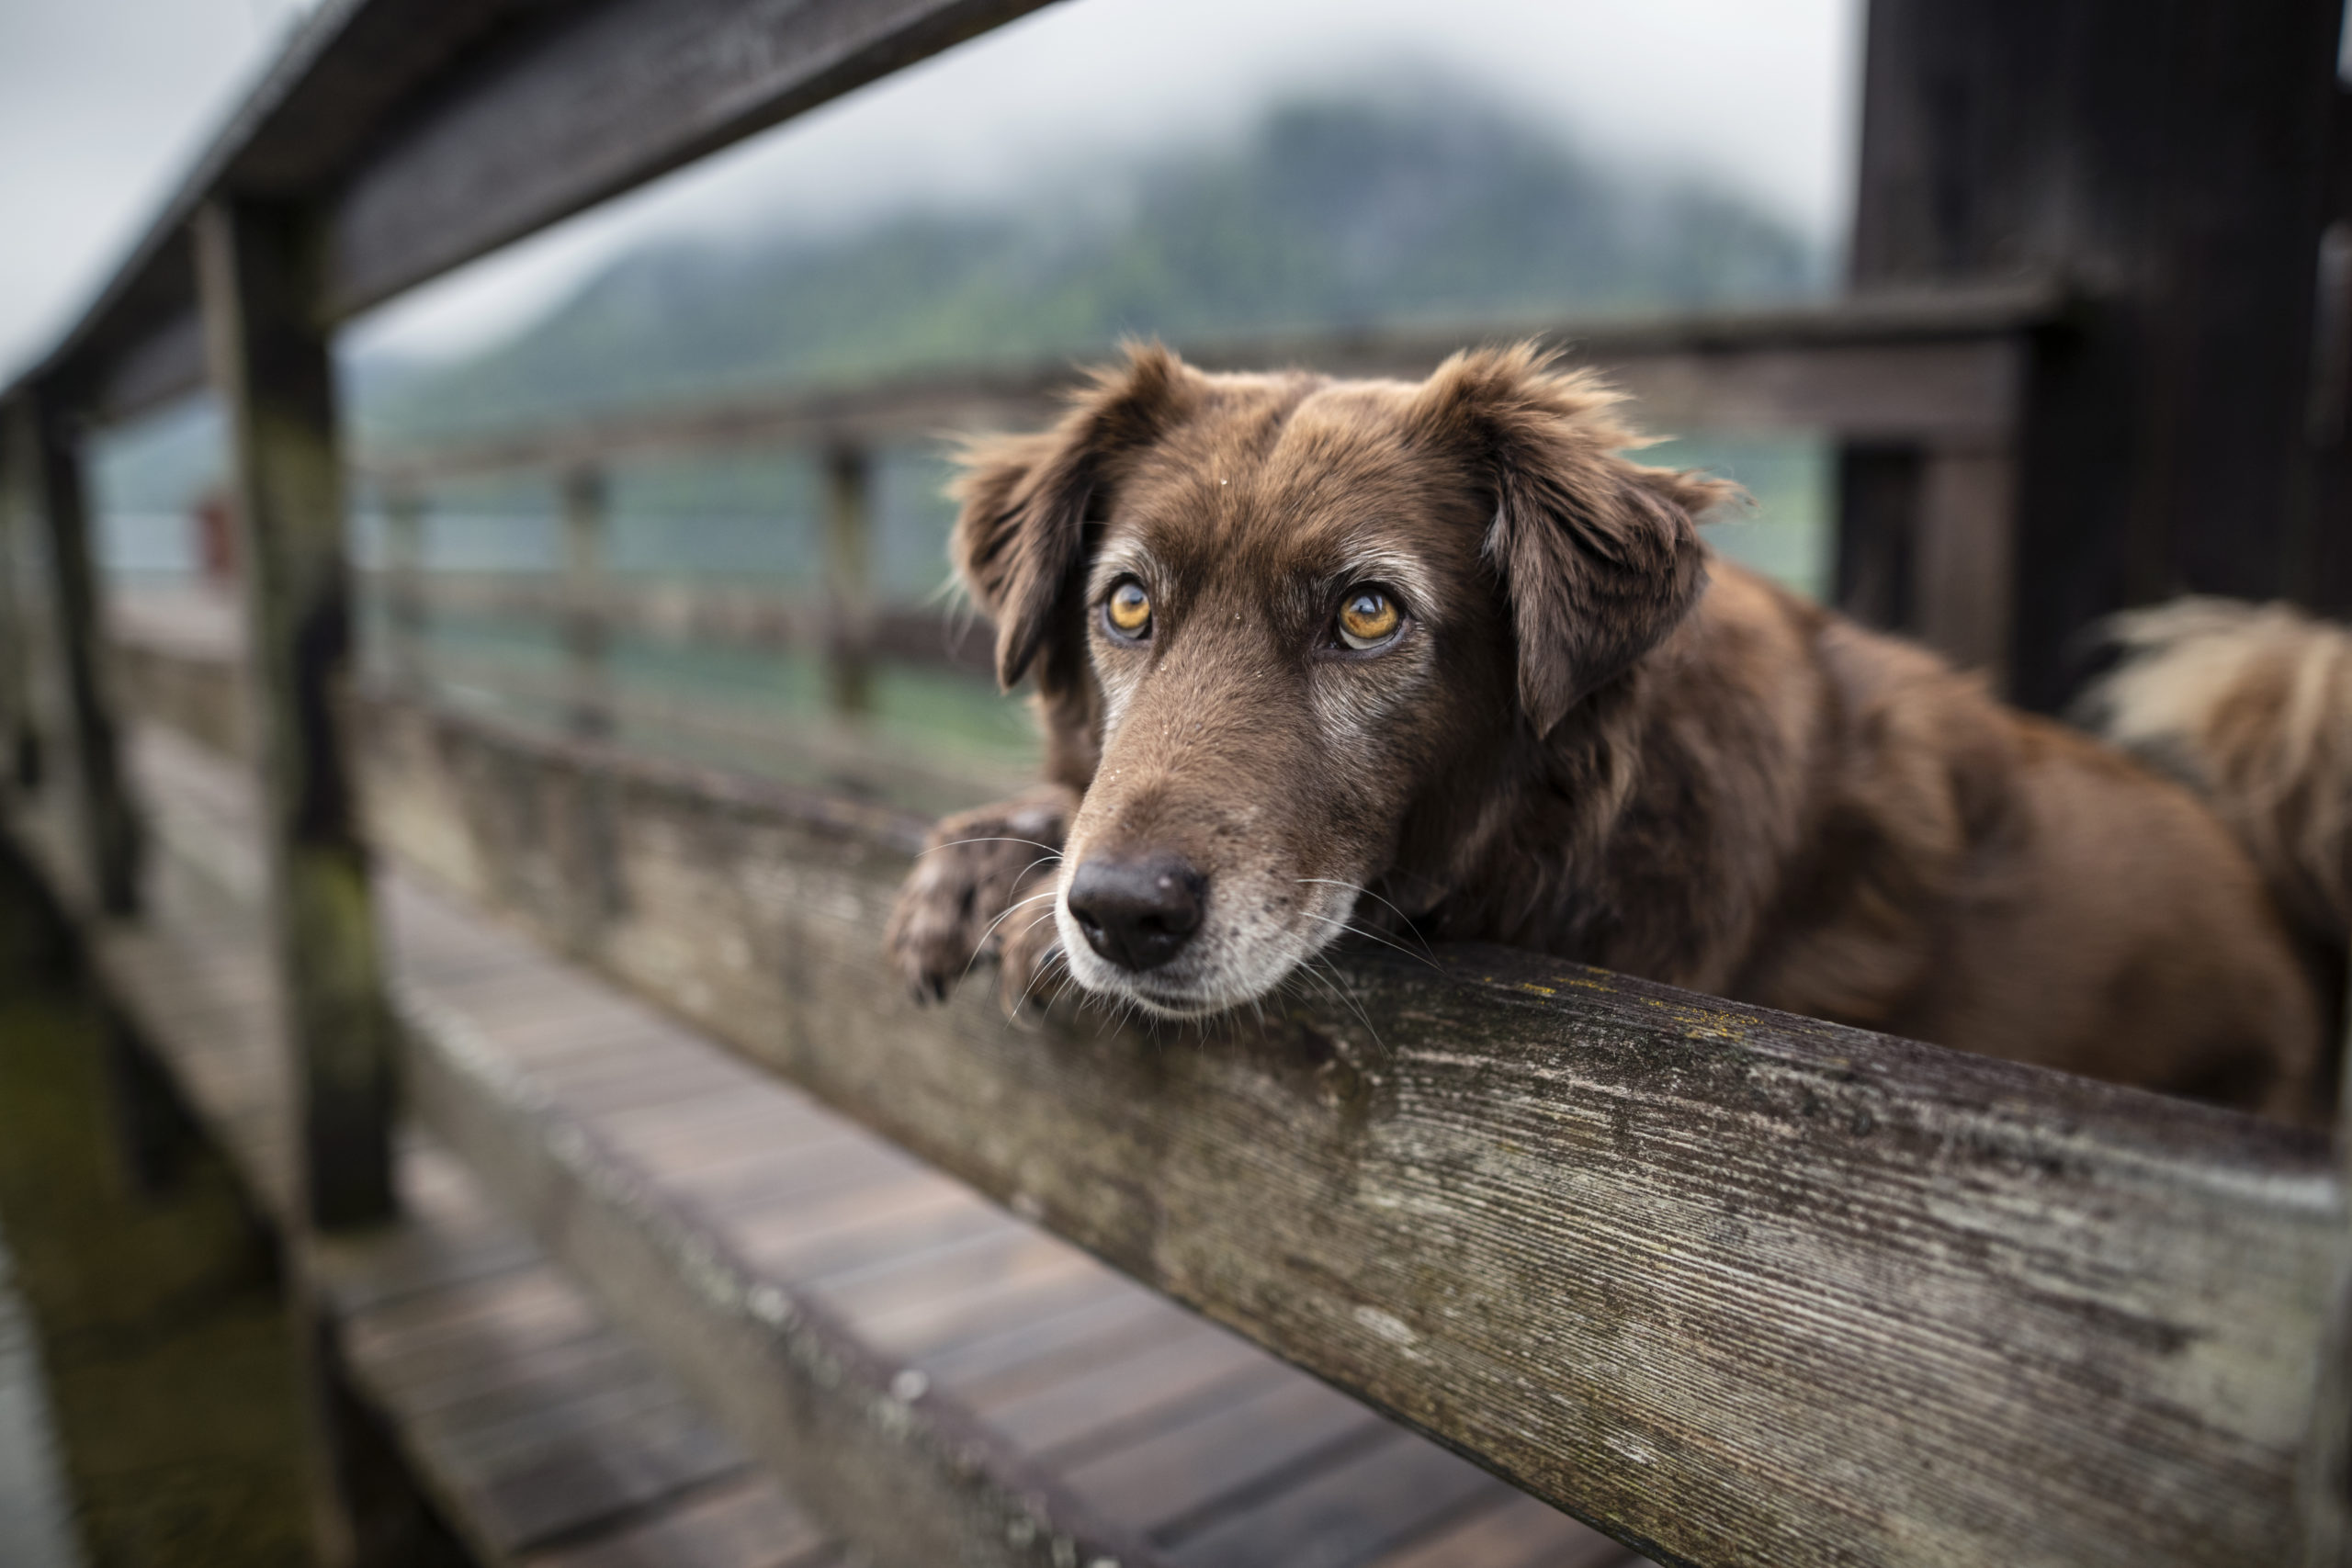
[1849, 0, 2350, 709]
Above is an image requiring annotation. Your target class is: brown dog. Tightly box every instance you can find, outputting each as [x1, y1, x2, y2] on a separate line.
[886, 344, 2333, 1122]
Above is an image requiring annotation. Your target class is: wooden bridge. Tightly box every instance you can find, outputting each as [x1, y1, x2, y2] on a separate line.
[4, 2, 2351, 1566]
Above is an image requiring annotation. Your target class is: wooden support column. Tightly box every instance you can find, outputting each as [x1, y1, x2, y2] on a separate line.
[558, 464, 610, 739]
[1851, 0, 2346, 708]
[8, 391, 140, 912]
[0, 410, 44, 792]
[1834, 442, 1921, 635]
[1910, 443, 2017, 685]
[821, 439, 874, 717]
[196, 197, 394, 1231]
[383, 487, 427, 696]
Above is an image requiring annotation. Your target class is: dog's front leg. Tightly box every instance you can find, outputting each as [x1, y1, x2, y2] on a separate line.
[885, 783, 1077, 1010]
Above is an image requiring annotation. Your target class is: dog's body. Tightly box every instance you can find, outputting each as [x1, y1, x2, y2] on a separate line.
[887, 344, 2339, 1123]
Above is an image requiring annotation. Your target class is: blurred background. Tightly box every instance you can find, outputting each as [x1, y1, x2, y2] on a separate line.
[5, 0, 1856, 815]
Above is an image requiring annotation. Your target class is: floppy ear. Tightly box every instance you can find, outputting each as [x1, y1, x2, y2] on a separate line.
[1416, 343, 1730, 737]
[952, 344, 1197, 689]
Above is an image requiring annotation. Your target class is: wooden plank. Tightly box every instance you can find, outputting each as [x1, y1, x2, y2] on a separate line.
[916, 1284, 1176, 1403]
[197, 195, 397, 1228]
[323, 0, 1062, 318]
[390, 939, 1157, 1568]
[1367, 1491, 1638, 1568]
[523, 1473, 839, 1568]
[1056, 1373, 1386, 1542]
[1162, 1428, 1503, 1568]
[981, 1328, 1270, 1462]
[357, 690, 2344, 1568]
[319, 1142, 841, 1568]
[352, 575, 997, 681]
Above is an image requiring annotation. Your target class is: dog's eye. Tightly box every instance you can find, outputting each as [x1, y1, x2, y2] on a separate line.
[1104, 578, 1152, 639]
[1335, 587, 1403, 650]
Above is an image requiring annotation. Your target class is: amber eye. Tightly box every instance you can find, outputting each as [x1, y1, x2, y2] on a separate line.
[1335, 587, 1403, 650]
[1105, 578, 1152, 638]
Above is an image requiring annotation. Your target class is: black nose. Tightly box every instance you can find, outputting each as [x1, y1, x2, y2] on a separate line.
[1067, 855, 1206, 972]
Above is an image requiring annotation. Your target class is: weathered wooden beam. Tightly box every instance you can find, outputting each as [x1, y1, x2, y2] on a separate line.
[356, 692, 2342, 1568]
[0, 416, 45, 791]
[355, 572, 996, 678]
[362, 294, 2051, 488]
[196, 196, 397, 1230]
[323, 0, 1063, 318]
[5, 392, 142, 913]
[820, 441, 874, 717]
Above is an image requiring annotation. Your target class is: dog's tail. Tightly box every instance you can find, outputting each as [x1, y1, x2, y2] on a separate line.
[2080, 598, 2352, 952]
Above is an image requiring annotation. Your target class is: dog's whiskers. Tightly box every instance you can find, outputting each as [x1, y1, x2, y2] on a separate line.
[1293, 950, 1386, 1056]
[1295, 878, 1437, 962]
[1295, 910, 1441, 974]
[961, 887, 1062, 984]
[923, 836, 1066, 859]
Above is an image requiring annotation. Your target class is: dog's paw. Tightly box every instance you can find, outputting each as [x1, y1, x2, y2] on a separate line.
[885, 785, 1075, 1006]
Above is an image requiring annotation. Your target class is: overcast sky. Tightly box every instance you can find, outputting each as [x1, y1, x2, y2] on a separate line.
[0, 0, 1862, 381]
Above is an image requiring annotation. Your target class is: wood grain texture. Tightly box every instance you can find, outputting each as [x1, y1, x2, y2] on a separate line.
[198, 196, 398, 1228]
[354, 690, 2345, 1568]
[324, 0, 1061, 317]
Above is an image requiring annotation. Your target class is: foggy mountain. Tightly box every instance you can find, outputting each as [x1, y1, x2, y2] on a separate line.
[359, 88, 1821, 446]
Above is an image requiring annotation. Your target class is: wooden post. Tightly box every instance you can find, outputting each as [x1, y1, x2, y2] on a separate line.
[821, 439, 874, 717]
[558, 464, 610, 739]
[1851, 0, 2346, 708]
[1910, 444, 2017, 685]
[0, 409, 44, 792]
[195, 197, 395, 1231]
[1834, 442, 1921, 635]
[383, 487, 427, 695]
[8, 390, 141, 913]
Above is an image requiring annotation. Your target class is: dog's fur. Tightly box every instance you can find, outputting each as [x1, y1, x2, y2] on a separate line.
[885, 344, 2335, 1122]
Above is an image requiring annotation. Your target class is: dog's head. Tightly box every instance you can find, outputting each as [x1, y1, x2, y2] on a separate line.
[954, 342, 1725, 1017]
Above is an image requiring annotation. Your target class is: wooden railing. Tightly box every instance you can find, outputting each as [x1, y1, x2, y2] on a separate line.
[356, 286, 2055, 731]
[0, 1, 2343, 1565]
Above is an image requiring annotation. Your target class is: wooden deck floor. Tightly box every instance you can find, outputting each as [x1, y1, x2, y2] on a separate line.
[12, 716, 1642, 1568]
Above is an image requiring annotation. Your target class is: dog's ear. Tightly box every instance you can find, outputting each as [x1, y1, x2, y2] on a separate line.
[1416, 343, 1730, 737]
[952, 344, 1198, 689]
